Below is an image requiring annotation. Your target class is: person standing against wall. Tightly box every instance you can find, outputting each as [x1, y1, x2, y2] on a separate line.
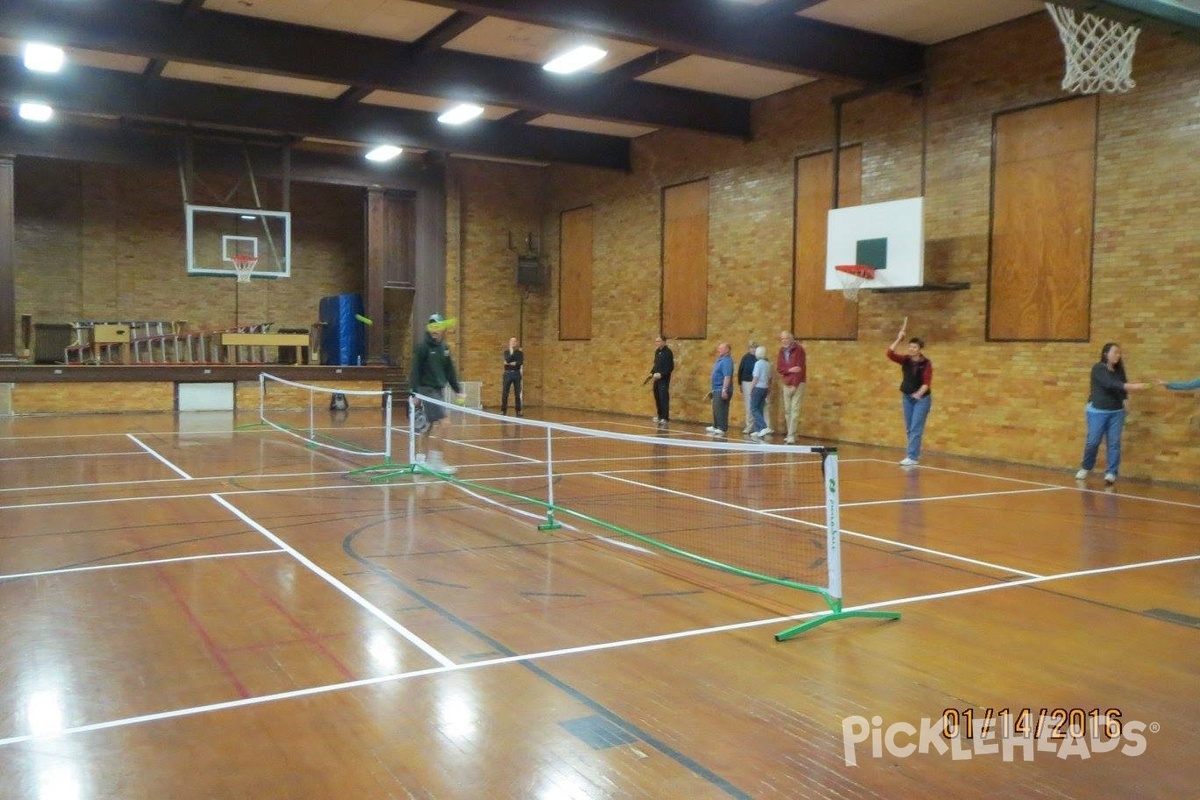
[887, 319, 932, 467]
[650, 334, 674, 426]
[738, 340, 758, 435]
[776, 331, 807, 444]
[1076, 342, 1149, 485]
[500, 336, 523, 416]
[707, 342, 734, 438]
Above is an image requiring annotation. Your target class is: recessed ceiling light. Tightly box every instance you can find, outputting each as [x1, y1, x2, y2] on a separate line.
[437, 104, 485, 125]
[18, 103, 54, 122]
[24, 43, 65, 73]
[543, 45, 607, 74]
[365, 145, 403, 162]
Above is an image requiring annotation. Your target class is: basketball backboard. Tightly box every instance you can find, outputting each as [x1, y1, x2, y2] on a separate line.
[186, 204, 291, 279]
[825, 197, 924, 292]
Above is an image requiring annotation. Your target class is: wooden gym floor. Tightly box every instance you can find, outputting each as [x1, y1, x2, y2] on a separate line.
[0, 407, 1197, 799]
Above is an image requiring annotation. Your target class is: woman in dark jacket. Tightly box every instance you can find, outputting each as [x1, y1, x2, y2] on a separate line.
[1076, 343, 1149, 485]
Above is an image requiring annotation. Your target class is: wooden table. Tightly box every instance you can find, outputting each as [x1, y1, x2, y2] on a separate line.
[91, 324, 131, 365]
[220, 333, 311, 365]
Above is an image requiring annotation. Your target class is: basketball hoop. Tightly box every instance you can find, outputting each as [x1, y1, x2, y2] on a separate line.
[1046, 3, 1141, 94]
[231, 254, 259, 284]
[834, 265, 876, 302]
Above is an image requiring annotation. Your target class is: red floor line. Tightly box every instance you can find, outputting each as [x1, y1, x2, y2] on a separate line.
[156, 567, 251, 699]
[232, 564, 357, 681]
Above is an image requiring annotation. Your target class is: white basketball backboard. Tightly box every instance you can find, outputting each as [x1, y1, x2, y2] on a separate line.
[825, 197, 924, 292]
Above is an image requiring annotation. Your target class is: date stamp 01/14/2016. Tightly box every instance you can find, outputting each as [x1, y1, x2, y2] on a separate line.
[841, 708, 1158, 766]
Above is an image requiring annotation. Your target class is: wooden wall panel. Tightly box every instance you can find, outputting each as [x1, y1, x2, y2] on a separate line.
[661, 179, 709, 339]
[988, 97, 1096, 340]
[793, 147, 862, 340]
[559, 205, 593, 340]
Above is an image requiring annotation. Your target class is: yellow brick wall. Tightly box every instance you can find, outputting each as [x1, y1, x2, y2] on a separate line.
[11, 380, 384, 414]
[14, 382, 176, 414]
[452, 14, 1200, 484]
[15, 159, 364, 333]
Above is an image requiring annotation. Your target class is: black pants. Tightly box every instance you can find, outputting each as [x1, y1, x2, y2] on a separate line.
[653, 378, 670, 421]
[501, 371, 522, 413]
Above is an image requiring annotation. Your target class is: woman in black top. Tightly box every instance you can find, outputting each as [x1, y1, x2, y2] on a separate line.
[1075, 343, 1149, 485]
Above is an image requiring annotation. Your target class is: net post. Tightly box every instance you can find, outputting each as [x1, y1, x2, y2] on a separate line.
[383, 391, 393, 464]
[258, 372, 265, 425]
[408, 395, 417, 466]
[825, 449, 842, 602]
[538, 426, 562, 531]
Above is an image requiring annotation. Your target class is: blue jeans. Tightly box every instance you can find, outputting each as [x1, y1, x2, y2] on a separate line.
[750, 387, 768, 431]
[901, 394, 932, 460]
[1081, 404, 1125, 475]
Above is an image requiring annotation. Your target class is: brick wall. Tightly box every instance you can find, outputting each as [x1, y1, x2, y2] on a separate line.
[14, 158, 364, 333]
[451, 14, 1200, 484]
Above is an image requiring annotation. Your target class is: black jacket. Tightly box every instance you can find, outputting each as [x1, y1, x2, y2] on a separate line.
[652, 345, 674, 381]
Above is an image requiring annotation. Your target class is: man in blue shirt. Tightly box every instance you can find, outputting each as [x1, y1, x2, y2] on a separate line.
[706, 342, 734, 438]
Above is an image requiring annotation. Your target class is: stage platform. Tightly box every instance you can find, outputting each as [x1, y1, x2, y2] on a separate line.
[0, 364, 403, 415]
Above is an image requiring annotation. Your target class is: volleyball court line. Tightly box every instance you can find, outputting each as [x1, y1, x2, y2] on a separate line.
[2, 548, 1196, 750]
[0, 550, 284, 582]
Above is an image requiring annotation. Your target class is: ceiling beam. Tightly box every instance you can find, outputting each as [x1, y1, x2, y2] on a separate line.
[0, 0, 750, 138]
[419, 0, 925, 83]
[0, 118, 442, 189]
[0, 58, 631, 170]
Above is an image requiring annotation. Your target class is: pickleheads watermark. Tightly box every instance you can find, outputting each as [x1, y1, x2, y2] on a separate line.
[841, 708, 1157, 766]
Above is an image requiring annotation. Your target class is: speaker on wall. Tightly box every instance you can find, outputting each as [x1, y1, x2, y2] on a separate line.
[516, 254, 547, 288]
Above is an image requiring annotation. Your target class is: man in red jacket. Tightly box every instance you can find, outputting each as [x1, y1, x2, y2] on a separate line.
[776, 331, 807, 444]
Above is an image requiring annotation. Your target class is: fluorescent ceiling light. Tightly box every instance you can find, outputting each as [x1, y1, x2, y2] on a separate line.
[437, 104, 485, 125]
[24, 43, 65, 73]
[18, 102, 54, 122]
[543, 45, 607, 74]
[240, 215, 257, 220]
[365, 144, 403, 162]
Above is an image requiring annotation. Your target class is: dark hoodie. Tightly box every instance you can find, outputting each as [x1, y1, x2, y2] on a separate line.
[411, 332, 461, 393]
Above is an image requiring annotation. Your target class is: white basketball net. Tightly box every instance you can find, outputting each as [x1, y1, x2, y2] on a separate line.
[837, 271, 868, 302]
[1046, 4, 1141, 94]
[232, 256, 259, 284]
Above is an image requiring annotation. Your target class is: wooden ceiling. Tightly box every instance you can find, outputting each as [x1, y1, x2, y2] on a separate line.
[0, 0, 1193, 179]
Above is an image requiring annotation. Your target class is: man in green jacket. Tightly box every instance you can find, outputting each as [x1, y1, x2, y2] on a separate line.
[411, 313, 465, 474]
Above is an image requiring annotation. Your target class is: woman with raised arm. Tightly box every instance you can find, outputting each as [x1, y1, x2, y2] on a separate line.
[1076, 343, 1150, 485]
[886, 318, 932, 467]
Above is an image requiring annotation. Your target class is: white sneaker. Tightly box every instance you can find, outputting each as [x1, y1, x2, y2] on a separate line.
[651, 416, 660, 423]
[1074, 469, 1088, 480]
[899, 457, 918, 466]
[760, 428, 773, 436]
[713, 431, 726, 439]
[705, 426, 719, 433]
[1104, 473, 1117, 485]
[785, 437, 796, 444]
[750, 430, 763, 439]
[414, 453, 427, 465]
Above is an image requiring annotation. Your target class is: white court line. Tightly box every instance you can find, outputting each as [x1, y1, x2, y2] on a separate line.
[128, 434, 193, 480]
[451, 437, 541, 463]
[894, 460, 1200, 511]
[210, 494, 454, 668]
[123, 435, 453, 668]
[0, 550, 284, 582]
[0, 469, 348, 497]
[598, 472, 1043, 578]
[0, 451, 144, 463]
[1, 548, 1194, 749]
[763, 485, 1068, 513]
